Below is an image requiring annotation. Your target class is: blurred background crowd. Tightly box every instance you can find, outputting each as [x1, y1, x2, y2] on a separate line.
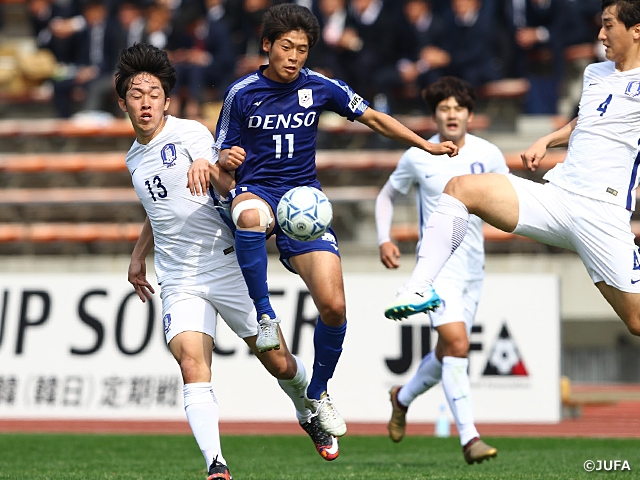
[2, 0, 604, 120]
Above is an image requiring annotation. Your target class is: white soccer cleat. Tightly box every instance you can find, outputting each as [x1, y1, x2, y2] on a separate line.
[304, 391, 347, 437]
[384, 285, 441, 320]
[256, 315, 281, 353]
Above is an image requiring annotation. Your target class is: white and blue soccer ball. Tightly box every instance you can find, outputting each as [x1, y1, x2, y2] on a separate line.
[277, 186, 333, 242]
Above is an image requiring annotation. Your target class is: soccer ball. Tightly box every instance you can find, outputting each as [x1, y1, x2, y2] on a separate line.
[277, 186, 333, 242]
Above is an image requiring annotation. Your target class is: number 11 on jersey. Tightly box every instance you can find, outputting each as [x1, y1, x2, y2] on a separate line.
[273, 134, 294, 159]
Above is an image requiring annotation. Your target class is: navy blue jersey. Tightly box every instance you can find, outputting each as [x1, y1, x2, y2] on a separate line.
[213, 66, 369, 188]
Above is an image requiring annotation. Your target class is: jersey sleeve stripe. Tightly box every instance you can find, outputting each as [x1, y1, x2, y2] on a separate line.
[213, 73, 260, 157]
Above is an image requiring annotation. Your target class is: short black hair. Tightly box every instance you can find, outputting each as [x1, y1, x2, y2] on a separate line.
[114, 43, 177, 99]
[261, 3, 320, 48]
[422, 76, 476, 113]
[601, 0, 640, 29]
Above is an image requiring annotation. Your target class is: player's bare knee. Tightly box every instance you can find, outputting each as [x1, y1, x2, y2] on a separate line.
[179, 357, 208, 383]
[443, 336, 469, 358]
[235, 208, 261, 229]
[624, 316, 640, 337]
[318, 302, 346, 327]
[443, 175, 473, 203]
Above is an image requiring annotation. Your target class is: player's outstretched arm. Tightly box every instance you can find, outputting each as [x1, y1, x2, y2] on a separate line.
[218, 146, 246, 172]
[521, 117, 577, 171]
[356, 108, 458, 157]
[128, 217, 155, 303]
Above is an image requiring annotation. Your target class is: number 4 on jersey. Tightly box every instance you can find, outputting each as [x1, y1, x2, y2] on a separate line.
[633, 250, 640, 270]
[597, 94, 612, 117]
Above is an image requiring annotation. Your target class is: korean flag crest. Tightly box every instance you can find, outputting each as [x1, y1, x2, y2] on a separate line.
[161, 143, 177, 167]
[626, 81, 640, 97]
[298, 88, 313, 108]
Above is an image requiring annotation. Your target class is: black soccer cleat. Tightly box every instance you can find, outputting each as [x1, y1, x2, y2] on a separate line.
[300, 415, 340, 461]
[207, 455, 232, 480]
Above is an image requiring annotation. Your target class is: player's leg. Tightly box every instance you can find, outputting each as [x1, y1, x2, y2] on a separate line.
[569, 196, 640, 337]
[387, 173, 518, 319]
[231, 191, 280, 352]
[214, 262, 339, 460]
[435, 323, 495, 464]
[289, 250, 348, 437]
[168, 327, 230, 478]
[596, 284, 640, 336]
[388, 350, 443, 442]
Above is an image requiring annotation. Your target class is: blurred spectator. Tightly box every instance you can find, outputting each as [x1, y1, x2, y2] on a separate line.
[305, 0, 349, 78]
[142, 2, 173, 48]
[340, 0, 406, 110]
[396, 0, 450, 95]
[52, 0, 121, 117]
[234, 0, 271, 77]
[167, 0, 236, 119]
[113, 0, 146, 48]
[501, 0, 577, 114]
[27, 0, 84, 64]
[439, 0, 504, 88]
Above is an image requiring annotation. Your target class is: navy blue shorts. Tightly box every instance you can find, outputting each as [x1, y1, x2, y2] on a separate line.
[228, 183, 340, 274]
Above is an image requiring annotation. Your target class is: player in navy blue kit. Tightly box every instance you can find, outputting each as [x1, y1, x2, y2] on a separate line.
[208, 3, 458, 439]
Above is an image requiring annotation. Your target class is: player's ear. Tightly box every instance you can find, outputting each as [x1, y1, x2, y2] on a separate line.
[164, 96, 171, 112]
[118, 97, 127, 113]
[262, 37, 271, 54]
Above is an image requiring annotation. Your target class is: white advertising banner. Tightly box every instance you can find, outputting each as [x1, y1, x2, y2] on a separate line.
[0, 273, 560, 422]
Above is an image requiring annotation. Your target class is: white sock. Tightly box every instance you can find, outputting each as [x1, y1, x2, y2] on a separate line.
[277, 355, 313, 423]
[406, 194, 469, 291]
[441, 356, 479, 446]
[183, 382, 225, 469]
[397, 351, 442, 408]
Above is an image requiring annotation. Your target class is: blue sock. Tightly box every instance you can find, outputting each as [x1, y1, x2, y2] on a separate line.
[235, 230, 275, 320]
[307, 318, 346, 400]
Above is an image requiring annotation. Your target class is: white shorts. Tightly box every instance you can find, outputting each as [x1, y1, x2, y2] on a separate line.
[429, 276, 483, 337]
[159, 261, 258, 344]
[508, 174, 640, 293]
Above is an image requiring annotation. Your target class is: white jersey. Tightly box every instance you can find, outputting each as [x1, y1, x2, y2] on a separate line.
[125, 116, 235, 285]
[544, 61, 640, 211]
[389, 134, 509, 280]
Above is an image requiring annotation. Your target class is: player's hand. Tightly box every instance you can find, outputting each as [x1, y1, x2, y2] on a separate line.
[128, 258, 155, 303]
[187, 158, 211, 195]
[379, 241, 401, 269]
[221, 146, 246, 171]
[521, 139, 547, 171]
[426, 141, 458, 157]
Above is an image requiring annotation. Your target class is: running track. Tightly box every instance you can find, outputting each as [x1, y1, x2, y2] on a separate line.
[1, 399, 639, 438]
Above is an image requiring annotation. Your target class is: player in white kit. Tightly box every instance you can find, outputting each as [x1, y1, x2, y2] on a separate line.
[376, 77, 506, 464]
[115, 43, 338, 480]
[390, 0, 640, 340]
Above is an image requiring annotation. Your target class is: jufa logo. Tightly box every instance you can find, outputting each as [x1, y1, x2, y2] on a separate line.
[482, 323, 528, 376]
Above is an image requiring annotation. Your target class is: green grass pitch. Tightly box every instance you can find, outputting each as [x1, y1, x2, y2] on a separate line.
[0, 433, 638, 479]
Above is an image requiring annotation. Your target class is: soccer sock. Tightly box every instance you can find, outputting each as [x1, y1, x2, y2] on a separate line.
[234, 229, 275, 320]
[441, 356, 479, 446]
[277, 355, 313, 423]
[406, 194, 469, 291]
[183, 383, 226, 469]
[307, 318, 346, 400]
[397, 350, 443, 408]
